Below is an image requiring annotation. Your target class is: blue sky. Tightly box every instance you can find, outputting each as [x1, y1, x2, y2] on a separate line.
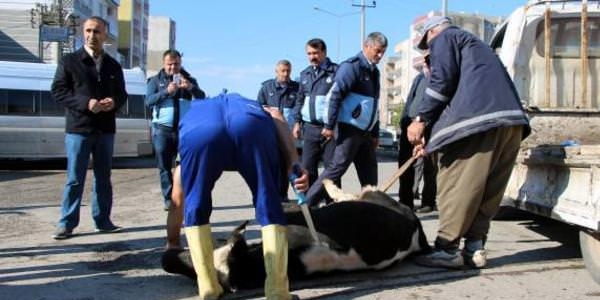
[149, 0, 527, 98]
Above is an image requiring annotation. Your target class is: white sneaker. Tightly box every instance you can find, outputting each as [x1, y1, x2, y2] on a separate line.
[465, 249, 487, 268]
[414, 249, 465, 269]
[463, 240, 487, 268]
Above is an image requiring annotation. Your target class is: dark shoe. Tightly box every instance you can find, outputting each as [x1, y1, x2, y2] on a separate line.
[52, 227, 73, 240]
[416, 205, 435, 213]
[414, 248, 464, 269]
[95, 224, 123, 233]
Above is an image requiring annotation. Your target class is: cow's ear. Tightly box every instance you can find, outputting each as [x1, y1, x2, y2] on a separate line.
[228, 232, 249, 257]
[225, 220, 249, 245]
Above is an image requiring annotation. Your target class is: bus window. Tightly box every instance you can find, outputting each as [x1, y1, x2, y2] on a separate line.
[0, 89, 36, 115]
[116, 94, 146, 119]
[535, 17, 600, 58]
[0, 89, 7, 114]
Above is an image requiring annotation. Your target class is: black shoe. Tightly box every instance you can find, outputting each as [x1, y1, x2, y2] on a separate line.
[52, 227, 73, 240]
[95, 224, 123, 233]
[416, 206, 435, 213]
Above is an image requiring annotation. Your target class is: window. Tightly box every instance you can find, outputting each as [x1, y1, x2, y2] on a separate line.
[535, 17, 600, 58]
[116, 94, 148, 119]
[0, 89, 36, 115]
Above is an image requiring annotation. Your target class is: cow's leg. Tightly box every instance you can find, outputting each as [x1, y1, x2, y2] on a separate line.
[322, 179, 358, 202]
[185, 225, 224, 299]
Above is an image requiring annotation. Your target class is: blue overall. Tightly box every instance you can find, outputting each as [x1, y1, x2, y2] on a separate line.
[178, 93, 287, 226]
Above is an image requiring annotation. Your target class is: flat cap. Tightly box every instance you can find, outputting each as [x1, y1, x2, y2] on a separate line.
[417, 16, 452, 50]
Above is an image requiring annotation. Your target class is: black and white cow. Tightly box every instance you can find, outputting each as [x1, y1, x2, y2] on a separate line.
[162, 179, 431, 292]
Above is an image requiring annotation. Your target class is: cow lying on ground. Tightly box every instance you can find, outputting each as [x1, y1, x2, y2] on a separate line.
[162, 179, 431, 292]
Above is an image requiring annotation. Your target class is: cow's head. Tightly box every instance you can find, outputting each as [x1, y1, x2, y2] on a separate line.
[213, 221, 266, 292]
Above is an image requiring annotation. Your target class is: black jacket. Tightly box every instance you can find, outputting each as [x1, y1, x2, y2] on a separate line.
[51, 48, 127, 134]
[418, 26, 530, 152]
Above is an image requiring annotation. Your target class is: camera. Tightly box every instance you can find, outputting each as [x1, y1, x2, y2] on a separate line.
[173, 73, 181, 85]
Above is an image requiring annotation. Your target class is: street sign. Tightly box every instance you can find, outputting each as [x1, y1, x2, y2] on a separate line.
[40, 25, 69, 42]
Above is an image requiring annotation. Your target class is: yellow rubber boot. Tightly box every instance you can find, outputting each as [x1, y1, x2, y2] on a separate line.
[261, 224, 292, 300]
[185, 225, 224, 300]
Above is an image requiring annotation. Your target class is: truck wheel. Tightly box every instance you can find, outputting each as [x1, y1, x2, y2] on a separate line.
[579, 230, 600, 285]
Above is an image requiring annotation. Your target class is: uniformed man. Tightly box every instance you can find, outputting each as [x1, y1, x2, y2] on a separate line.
[304, 32, 388, 207]
[292, 38, 338, 199]
[257, 59, 301, 131]
[258, 59, 302, 202]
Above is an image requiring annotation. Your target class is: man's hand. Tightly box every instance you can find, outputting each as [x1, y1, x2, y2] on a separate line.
[88, 98, 102, 113]
[99, 97, 115, 112]
[292, 167, 309, 193]
[321, 128, 334, 141]
[292, 122, 302, 140]
[178, 77, 192, 90]
[412, 143, 427, 158]
[167, 81, 178, 95]
[407, 121, 426, 145]
[263, 106, 285, 122]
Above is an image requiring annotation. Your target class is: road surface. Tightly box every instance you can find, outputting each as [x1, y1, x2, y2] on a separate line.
[0, 154, 598, 299]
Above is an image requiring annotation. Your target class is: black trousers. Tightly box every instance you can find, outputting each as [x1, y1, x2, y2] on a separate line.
[398, 119, 436, 209]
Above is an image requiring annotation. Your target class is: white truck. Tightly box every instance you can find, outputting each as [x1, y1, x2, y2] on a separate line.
[491, 0, 600, 284]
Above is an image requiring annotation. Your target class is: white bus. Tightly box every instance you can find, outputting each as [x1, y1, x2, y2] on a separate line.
[0, 60, 153, 158]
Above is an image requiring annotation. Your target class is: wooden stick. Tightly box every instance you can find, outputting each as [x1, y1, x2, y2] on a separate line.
[379, 156, 417, 193]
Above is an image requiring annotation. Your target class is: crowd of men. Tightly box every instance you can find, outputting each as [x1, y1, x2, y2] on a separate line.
[49, 14, 530, 300]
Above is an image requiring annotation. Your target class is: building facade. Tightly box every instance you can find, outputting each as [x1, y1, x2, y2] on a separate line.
[0, 0, 153, 69]
[146, 16, 176, 77]
[117, 0, 148, 69]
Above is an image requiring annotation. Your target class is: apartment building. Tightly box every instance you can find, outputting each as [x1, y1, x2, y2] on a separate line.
[117, 0, 148, 69]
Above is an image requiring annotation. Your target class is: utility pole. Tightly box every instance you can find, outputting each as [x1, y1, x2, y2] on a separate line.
[352, 0, 376, 45]
[442, 0, 448, 16]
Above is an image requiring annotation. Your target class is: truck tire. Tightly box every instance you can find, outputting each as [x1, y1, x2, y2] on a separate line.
[579, 230, 600, 285]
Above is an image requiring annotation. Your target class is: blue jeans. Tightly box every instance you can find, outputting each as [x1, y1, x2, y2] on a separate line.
[152, 124, 178, 204]
[58, 133, 115, 230]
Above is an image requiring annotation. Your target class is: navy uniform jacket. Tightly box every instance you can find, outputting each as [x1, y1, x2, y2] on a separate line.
[417, 26, 530, 152]
[257, 79, 300, 128]
[294, 58, 338, 125]
[326, 51, 380, 136]
[51, 48, 127, 134]
[257, 79, 300, 110]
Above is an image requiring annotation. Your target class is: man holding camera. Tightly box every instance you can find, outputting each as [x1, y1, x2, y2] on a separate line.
[146, 49, 206, 211]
